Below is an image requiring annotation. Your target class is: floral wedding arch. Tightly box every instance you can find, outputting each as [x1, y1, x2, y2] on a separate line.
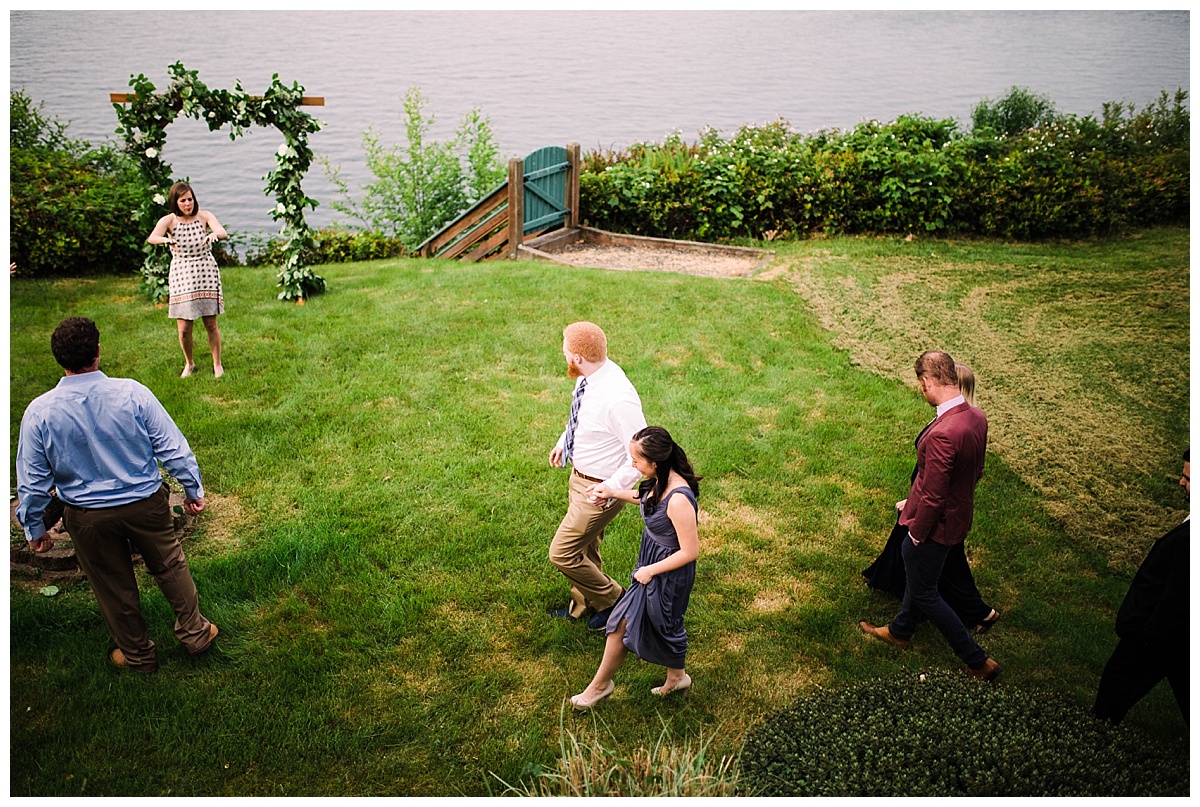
[114, 61, 325, 303]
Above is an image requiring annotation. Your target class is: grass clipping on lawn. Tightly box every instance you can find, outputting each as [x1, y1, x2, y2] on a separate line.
[775, 234, 1189, 571]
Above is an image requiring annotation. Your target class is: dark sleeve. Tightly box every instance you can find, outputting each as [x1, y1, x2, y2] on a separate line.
[1142, 525, 1190, 643]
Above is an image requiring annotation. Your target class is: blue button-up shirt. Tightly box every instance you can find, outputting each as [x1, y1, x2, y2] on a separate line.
[16, 371, 204, 542]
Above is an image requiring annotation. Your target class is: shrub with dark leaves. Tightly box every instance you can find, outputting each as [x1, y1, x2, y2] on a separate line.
[739, 670, 1188, 797]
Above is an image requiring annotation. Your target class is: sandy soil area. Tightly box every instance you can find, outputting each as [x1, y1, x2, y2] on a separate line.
[552, 242, 768, 278]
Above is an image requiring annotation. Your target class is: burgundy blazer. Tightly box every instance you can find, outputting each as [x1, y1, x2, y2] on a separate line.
[899, 402, 988, 547]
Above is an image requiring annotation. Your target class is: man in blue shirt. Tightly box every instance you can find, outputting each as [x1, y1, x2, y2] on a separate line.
[16, 317, 218, 673]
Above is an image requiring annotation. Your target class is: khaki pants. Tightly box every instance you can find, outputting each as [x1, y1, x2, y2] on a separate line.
[549, 472, 627, 618]
[63, 485, 212, 671]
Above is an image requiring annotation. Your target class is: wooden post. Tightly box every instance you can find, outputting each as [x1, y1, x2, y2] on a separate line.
[507, 157, 524, 260]
[566, 142, 581, 230]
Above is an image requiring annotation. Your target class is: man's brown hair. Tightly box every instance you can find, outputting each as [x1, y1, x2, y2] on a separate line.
[564, 321, 607, 363]
[915, 350, 958, 386]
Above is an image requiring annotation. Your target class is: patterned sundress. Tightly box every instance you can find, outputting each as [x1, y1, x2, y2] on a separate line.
[167, 217, 224, 320]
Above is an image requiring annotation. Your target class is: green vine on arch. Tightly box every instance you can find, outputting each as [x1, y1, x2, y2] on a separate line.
[114, 61, 325, 303]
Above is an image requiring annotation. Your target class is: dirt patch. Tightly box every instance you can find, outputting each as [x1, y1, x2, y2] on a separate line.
[551, 242, 768, 278]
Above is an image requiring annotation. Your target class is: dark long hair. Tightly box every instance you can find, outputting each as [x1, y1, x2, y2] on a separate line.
[634, 426, 701, 515]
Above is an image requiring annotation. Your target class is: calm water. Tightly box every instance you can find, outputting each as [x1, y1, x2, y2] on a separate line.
[10, 10, 1190, 234]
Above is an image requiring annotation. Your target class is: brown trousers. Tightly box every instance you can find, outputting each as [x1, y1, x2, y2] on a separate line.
[549, 472, 627, 618]
[63, 485, 211, 671]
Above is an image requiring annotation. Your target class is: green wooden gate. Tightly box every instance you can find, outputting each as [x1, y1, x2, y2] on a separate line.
[521, 145, 570, 235]
[414, 143, 579, 261]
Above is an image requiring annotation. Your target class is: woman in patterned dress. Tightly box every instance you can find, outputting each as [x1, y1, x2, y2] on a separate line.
[147, 182, 228, 378]
[569, 426, 701, 710]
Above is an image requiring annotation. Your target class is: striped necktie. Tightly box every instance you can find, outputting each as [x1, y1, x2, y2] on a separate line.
[563, 377, 588, 464]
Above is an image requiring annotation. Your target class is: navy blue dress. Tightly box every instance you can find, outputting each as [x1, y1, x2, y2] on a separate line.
[606, 486, 697, 668]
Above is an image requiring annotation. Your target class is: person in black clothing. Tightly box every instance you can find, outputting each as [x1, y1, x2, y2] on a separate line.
[1092, 448, 1190, 724]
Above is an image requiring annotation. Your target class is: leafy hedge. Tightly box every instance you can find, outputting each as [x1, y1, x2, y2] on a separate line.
[580, 88, 1189, 242]
[232, 228, 406, 267]
[739, 670, 1188, 797]
[10, 90, 149, 277]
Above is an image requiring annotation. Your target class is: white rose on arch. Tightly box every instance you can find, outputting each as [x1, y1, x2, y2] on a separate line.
[145, 148, 158, 158]
[153, 193, 166, 205]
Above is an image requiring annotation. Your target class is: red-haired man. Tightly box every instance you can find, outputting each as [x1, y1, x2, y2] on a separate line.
[548, 322, 647, 630]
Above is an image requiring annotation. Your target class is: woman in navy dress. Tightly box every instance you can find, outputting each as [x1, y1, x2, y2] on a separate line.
[569, 426, 701, 710]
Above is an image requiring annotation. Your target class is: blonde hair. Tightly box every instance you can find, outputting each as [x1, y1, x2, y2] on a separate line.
[563, 321, 607, 363]
[955, 362, 976, 407]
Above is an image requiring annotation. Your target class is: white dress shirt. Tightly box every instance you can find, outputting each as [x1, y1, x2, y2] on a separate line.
[936, 394, 966, 418]
[555, 359, 647, 490]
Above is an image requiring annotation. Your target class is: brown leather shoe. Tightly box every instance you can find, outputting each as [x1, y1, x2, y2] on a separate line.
[858, 620, 910, 650]
[109, 647, 157, 673]
[967, 657, 1002, 682]
[190, 622, 219, 655]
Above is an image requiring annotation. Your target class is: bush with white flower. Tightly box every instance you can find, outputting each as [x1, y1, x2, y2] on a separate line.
[114, 61, 325, 302]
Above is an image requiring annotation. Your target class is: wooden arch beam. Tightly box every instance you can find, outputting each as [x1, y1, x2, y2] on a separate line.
[110, 93, 324, 106]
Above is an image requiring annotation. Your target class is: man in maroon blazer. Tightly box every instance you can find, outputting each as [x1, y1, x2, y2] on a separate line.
[860, 351, 1001, 681]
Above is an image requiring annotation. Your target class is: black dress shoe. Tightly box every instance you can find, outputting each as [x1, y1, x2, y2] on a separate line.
[587, 607, 614, 631]
[975, 609, 1001, 634]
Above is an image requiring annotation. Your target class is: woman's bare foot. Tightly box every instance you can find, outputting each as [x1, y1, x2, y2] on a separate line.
[213, 364, 225, 379]
[651, 673, 692, 696]
[569, 680, 615, 711]
[181, 364, 196, 378]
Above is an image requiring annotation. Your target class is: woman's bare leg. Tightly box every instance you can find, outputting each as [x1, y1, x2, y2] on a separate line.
[652, 667, 691, 695]
[177, 319, 196, 377]
[571, 619, 629, 704]
[202, 315, 223, 377]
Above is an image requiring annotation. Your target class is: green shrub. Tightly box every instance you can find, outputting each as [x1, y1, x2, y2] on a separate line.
[832, 114, 966, 234]
[10, 90, 149, 277]
[739, 670, 1188, 797]
[971, 86, 1059, 137]
[580, 89, 1188, 242]
[322, 86, 505, 249]
[235, 227, 405, 267]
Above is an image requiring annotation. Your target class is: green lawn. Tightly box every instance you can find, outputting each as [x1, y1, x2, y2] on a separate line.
[9, 227, 1189, 796]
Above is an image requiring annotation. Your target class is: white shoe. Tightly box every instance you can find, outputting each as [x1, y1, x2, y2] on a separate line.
[569, 680, 615, 711]
[651, 673, 692, 696]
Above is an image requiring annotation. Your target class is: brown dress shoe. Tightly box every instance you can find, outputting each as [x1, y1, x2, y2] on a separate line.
[190, 622, 219, 654]
[966, 657, 1002, 682]
[110, 647, 158, 673]
[858, 620, 911, 650]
